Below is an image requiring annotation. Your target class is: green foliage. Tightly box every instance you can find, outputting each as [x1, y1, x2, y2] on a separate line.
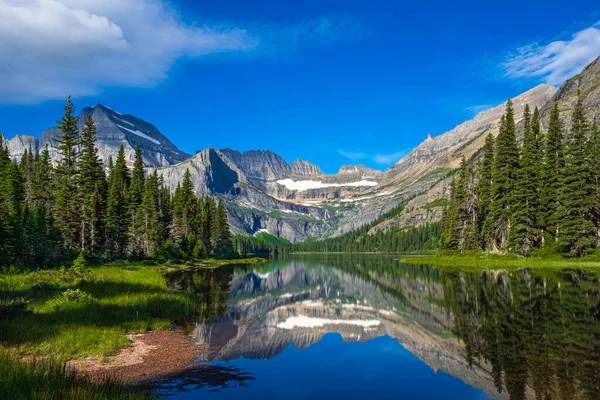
[440, 95, 600, 258]
[0, 298, 28, 317]
[46, 289, 96, 310]
[488, 100, 519, 251]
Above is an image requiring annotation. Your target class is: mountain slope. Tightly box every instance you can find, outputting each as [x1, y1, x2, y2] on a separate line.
[331, 84, 556, 236]
[3, 104, 189, 167]
[368, 57, 600, 235]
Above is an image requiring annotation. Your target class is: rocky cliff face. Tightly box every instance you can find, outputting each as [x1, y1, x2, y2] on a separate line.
[3, 104, 189, 168]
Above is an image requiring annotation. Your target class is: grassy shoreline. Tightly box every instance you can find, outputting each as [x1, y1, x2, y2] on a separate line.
[0, 257, 266, 361]
[399, 254, 600, 269]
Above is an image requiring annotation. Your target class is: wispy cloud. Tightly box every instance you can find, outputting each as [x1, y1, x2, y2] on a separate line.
[502, 22, 600, 85]
[0, 1, 363, 104]
[337, 150, 368, 160]
[338, 149, 410, 166]
[466, 104, 496, 116]
[258, 14, 364, 55]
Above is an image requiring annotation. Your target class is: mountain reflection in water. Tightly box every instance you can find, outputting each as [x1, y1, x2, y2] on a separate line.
[161, 255, 600, 399]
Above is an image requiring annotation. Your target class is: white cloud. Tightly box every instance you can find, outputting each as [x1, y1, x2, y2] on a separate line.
[0, 1, 362, 104]
[0, 0, 256, 103]
[503, 22, 600, 85]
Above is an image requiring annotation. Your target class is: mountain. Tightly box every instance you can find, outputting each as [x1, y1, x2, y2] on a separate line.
[366, 57, 600, 235]
[4, 56, 600, 243]
[150, 148, 374, 242]
[2, 104, 189, 167]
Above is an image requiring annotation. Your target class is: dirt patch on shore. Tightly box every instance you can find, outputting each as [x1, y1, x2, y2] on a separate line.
[68, 329, 204, 384]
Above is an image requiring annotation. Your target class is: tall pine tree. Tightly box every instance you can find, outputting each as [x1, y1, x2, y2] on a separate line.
[558, 93, 595, 256]
[76, 116, 107, 254]
[53, 96, 80, 250]
[540, 103, 565, 244]
[105, 145, 130, 259]
[511, 105, 542, 255]
[488, 100, 520, 251]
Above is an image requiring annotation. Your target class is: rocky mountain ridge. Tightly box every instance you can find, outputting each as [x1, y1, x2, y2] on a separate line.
[4, 56, 600, 242]
[2, 104, 190, 168]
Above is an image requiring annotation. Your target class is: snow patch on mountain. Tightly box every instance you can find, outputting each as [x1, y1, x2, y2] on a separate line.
[276, 179, 378, 191]
[117, 125, 161, 145]
[276, 315, 381, 330]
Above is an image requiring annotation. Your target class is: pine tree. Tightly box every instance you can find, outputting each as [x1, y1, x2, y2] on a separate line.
[558, 93, 595, 256]
[76, 116, 107, 254]
[478, 133, 495, 248]
[105, 145, 130, 259]
[511, 105, 541, 256]
[213, 200, 234, 259]
[589, 118, 600, 240]
[541, 103, 565, 244]
[128, 145, 146, 257]
[53, 96, 80, 250]
[489, 101, 519, 251]
[20, 147, 35, 202]
[0, 157, 25, 266]
[203, 196, 216, 256]
[138, 172, 161, 257]
[440, 178, 460, 252]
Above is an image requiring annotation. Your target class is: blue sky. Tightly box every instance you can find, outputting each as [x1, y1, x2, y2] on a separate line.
[1, 0, 600, 173]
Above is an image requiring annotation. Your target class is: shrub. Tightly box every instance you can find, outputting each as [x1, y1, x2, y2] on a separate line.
[47, 289, 96, 310]
[0, 298, 29, 317]
[72, 252, 88, 271]
[31, 281, 60, 292]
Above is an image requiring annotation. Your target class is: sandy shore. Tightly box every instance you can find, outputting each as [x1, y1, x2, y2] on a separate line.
[68, 328, 203, 384]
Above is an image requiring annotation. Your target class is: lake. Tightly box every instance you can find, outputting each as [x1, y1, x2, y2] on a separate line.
[154, 255, 600, 399]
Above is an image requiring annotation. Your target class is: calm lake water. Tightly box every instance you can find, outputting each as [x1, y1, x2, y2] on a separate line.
[155, 255, 600, 399]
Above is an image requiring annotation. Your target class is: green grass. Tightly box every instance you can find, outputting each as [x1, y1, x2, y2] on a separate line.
[254, 231, 292, 245]
[414, 168, 453, 185]
[422, 198, 449, 209]
[0, 350, 150, 400]
[0, 263, 197, 361]
[400, 253, 600, 269]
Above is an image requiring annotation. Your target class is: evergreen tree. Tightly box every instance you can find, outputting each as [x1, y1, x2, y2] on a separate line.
[0, 155, 25, 266]
[137, 172, 161, 257]
[52, 96, 80, 250]
[105, 145, 130, 258]
[489, 101, 519, 251]
[213, 200, 235, 259]
[558, 93, 595, 256]
[76, 116, 107, 254]
[128, 145, 146, 257]
[590, 118, 600, 238]
[203, 196, 216, 256]
[440, 178, 461, 252]
[511, 105, 541, 255]
[478, 133, 495, 247]
[541, 103, 565, 243]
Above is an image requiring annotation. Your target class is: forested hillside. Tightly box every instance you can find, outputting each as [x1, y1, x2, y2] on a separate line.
[233, 201, 441, 255]
[440, 94, 600, 257]
[0, 98, 236, 269]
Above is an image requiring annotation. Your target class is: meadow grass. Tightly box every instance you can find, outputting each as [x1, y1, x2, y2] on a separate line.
[0, 350, 151, 400]
[399, 253, 600, 270]
[0, 263, 197, 360]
